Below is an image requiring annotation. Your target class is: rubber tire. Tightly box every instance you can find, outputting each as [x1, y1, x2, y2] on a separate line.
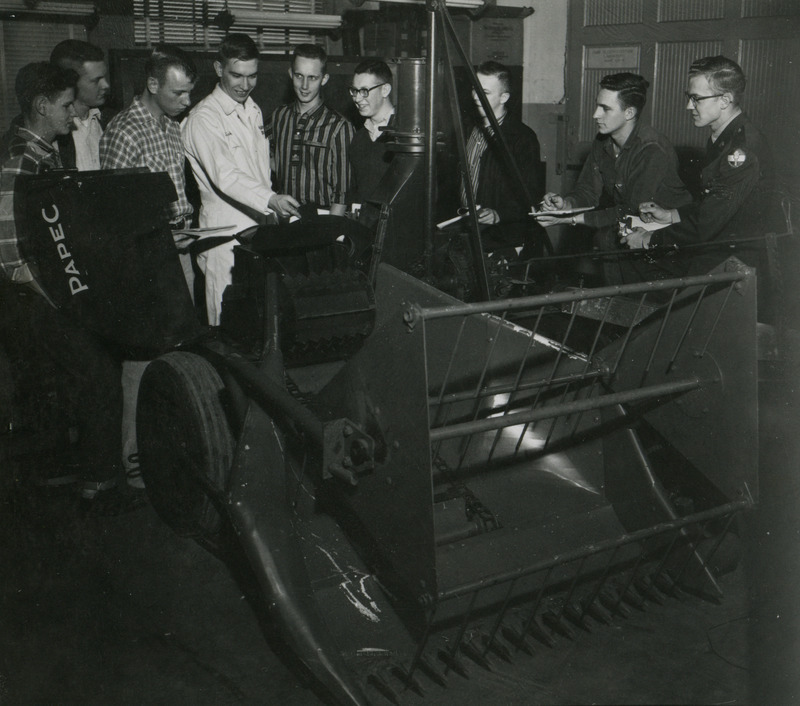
[137, 352, 234, 537]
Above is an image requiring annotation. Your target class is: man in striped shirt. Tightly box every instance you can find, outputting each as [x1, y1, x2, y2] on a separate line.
[267, 44, 354, 217]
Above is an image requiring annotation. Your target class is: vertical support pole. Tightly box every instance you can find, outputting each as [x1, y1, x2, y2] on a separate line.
[423, 4, 437, 278]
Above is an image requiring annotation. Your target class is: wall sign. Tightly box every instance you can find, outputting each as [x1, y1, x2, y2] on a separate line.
[585, 45, 640, 70]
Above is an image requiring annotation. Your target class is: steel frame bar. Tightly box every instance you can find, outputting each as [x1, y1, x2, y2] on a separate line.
[429, 377, 702, 442]
[433, 500, 748, 603]
[410, 270, 747, 322]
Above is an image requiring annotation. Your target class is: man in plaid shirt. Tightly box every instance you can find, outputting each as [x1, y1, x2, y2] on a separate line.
[0, 62, 130, 512]
[100, 44, 198, 492]
[100, 44, 197, 259]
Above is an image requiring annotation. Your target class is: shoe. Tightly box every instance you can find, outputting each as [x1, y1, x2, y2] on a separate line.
[80, 485, 148, 518]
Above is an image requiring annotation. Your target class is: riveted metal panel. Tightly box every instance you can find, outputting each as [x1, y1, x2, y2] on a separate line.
[657, 0, 725, 22]
[741, 0, 800, 18]
[584, 0, 643, 26]
[651, 40, 723, 149]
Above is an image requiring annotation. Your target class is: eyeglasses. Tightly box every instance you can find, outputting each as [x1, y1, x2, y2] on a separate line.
[685, 92, 723, 107]
[348, 83, 387, 99]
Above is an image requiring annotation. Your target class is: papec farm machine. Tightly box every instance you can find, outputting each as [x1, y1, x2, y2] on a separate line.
[13, 2, 764, 704]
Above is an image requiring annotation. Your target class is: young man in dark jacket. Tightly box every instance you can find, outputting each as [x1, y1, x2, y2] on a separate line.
[461, 61, 547, 257]
[540, 72, 691, 284]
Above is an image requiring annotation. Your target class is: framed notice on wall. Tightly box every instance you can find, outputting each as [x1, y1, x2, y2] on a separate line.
[471, 18, 523, 65]
[585, 45, 640, 70]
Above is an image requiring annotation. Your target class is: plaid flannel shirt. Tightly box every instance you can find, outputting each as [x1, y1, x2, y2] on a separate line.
[0, 126, 62, 283]
[100, 96, 191, 221]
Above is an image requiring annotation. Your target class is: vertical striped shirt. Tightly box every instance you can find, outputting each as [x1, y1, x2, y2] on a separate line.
[100, 96, 191, 222]
[0, 126, 62, 283]
[460, 118, 503, 208]
[267, 102, 354, 208]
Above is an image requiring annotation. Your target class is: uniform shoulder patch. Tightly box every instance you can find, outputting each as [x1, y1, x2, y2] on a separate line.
[727, 148, 747, 168]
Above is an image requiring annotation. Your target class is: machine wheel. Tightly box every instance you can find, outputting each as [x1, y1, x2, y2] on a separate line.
[137, 351, 234, 537]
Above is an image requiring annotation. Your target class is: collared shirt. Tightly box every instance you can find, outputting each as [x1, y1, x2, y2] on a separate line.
[182, 84, 275, 231]
[710, 110, 740, 143]
[268, 102, 354, 208]
[72, 108, 103, 171]
[100, 96, 191, 221]
[567, 122, 691, 228]
[460, 115, 504, 207]
[365, 106, 394, 142]
[0, 126, 62, 283]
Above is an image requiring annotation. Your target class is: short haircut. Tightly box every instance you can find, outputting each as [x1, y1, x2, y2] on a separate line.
[217, 33, 259, 64]
[476, 60, 511, 95]
[50, 40, 104, 73]
[689, 55, 746, 104]
[16, 62, 77, 117]
[354, 59, 392, 86]
[599, 73, 649, 115]
[292, 44, 327, 74]
[144, 43, 197, 84]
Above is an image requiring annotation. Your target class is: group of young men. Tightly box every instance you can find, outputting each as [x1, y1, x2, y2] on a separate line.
[537, 56, 773, 285]
[0, 36, 772, 511]
[0, 35, 400, 510]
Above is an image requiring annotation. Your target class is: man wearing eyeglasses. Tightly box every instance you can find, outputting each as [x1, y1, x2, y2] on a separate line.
[267, 44, 354, 217]
[624, 56, 773, 276]
[348, 59, 395, 206]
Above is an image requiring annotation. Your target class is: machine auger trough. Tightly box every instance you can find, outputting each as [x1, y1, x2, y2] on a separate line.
[16, 166, 758, 706]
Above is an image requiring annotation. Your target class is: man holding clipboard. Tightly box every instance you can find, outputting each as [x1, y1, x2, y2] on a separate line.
[536, 73, 690, 284]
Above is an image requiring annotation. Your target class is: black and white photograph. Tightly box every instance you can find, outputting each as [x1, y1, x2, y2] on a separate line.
[1, 1, 798, 704]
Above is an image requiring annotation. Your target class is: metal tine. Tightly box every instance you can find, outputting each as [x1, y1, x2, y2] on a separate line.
[669, 516, 731, 599]
[556, 555, 592, 631]
[567, 294, 616, 439]
[552, 292, 617, 441]
[645, 529, 684, 599]
[639, 288, 678, 387]
[456, 311, 509, 470]
[513, 304, 580, 455]
[436, 649, 469, 680]
[579, 546, 619, 623]
[487, 311, 543, 463]
[699, 280, 736, 357]
[697, 511, 738, 574]
[444, 589, 479, 675]
[367, 669, 401, 705]
[390, 663, 425, 696]
[480, 578, 518, 659]
[567, 375, 602, 439]
[520, 565, 557, 648]
[469, 311, 509, 422]
[611, 551, 648, 614]
[414, 654, 448, 688]
[610, 292, 649, 377]
[543, 299, 593, 449]
[405, 604, 438, 685]
[666, 284, 709, 373]
[430, 316, 468, 460]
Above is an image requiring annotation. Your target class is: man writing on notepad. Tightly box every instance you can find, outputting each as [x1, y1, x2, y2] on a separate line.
[538, 73, 689, 284]
[623, 56, 774, 280]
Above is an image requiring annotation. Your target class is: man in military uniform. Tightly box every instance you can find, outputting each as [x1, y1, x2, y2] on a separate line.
[623, 55, 774, 277]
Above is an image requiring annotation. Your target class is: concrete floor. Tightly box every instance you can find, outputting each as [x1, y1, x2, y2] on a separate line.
[1, 374, 798, 706]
